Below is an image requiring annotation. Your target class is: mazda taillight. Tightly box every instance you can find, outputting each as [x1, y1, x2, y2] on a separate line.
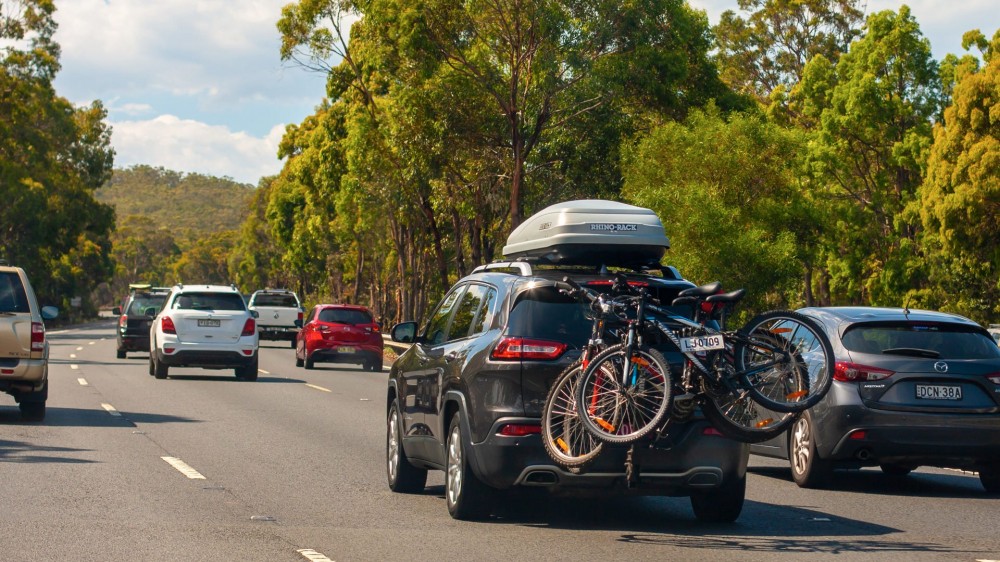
[242, 318, 256, 336]
[490, 337, 567, 360]
[834, 361, 894, 382]
[161, 316, 176, 334]
[30, 322, 45, 351]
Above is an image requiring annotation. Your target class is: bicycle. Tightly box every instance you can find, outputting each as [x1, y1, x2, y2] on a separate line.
[575, 278, 835, 444]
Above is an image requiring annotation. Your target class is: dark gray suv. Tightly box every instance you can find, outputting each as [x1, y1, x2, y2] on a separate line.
[385, 262, 749, 521]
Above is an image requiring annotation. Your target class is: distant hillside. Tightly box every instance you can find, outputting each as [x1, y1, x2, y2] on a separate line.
[96, 165, 255, 241]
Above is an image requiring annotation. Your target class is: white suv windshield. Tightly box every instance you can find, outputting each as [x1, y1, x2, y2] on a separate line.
[173, 292, 246, 311]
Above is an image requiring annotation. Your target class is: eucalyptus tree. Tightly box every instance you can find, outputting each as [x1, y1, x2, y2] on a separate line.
[916, 30, 1000, 322]
[792, 7, 943, 305]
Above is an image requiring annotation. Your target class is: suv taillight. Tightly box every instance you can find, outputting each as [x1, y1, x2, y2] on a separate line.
[161, 316, 176, 334]
[986, 372, 1000, 385]
[118, 314, 127, 328]
[490, 337, 567, 361]
[30, 322, 45, 351]
[242, 318, 256, 336]
[834, 361, 894, 382]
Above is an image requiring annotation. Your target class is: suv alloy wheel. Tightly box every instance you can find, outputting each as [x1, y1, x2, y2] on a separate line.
[386, 402, 427, 493]
[445, 414, 494, 520]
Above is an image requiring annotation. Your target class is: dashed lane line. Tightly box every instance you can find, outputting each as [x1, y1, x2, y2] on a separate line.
[69, 353, 76, 359]
[76, 347, 83, 351]
[259, 369, 270, 375]
[161, 457, 206, 479]
[88, 341, 96, 345]
[71, 365, 79, 370]
[77, 378, 88, 386]
[305, 384, 332, 393]
[101, 403, 121, 417]
[297, 549, 335, 562]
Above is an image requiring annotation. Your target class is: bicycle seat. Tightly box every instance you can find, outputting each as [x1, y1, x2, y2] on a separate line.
[677, 281, 722, 299]
[705, 289, 746, 304]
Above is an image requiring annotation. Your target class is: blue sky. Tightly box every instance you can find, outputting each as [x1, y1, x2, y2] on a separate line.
[49, 0, 999, 186]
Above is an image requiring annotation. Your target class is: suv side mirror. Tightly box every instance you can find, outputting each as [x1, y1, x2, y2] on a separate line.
[391, 321, 417, 344]
[41, 306, 59, 320]
[112, 306, 122, 316]
[250, 310, 259, 319]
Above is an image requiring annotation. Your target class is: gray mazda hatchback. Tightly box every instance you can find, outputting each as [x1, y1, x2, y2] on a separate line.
[751, 307, 1000, 492]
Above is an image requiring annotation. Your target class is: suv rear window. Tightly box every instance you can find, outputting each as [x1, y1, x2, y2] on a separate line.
[173, 292, 246, 311]
[507, 287, 591, 346]
[253, 293, 299, 307]
[842, 322, 1000, 360]
[319, 308, 373, 325]
[0, 272, 30, 313]
[127, 294, 167, 316]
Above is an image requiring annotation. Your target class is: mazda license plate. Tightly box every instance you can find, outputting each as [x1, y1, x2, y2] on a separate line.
[339, 346, 356, 354]
[915, 384, 962, 400]
[197, 319, 221, 328]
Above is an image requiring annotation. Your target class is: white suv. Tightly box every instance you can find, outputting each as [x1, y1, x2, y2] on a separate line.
[149, 284, 259, 381]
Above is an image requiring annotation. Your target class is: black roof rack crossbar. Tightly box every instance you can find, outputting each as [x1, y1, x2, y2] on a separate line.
[471, 262, 534, 276]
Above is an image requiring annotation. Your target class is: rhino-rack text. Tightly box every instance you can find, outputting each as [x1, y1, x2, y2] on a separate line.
[590, 223, 638, 232]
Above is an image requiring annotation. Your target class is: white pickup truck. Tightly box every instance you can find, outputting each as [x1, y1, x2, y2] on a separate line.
[247, 289, 303, 348]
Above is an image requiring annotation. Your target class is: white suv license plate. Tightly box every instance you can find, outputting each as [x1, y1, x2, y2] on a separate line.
[916, 384, 962, 400]
[680, 335, 725, 353]
[197, 319, 221, 328]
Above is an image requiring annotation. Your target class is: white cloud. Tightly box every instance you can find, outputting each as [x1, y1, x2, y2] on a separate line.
[111, 115, 285, 185]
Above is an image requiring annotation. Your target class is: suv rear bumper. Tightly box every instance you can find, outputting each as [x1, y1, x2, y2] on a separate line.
[468, 416, 748, 494]
[258, 326, 298, 341]
[157, 349, 256, 369]
[0, 357, 47, 393]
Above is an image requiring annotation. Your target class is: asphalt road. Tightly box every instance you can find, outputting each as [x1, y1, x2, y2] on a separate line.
[1, 322, 998, 562]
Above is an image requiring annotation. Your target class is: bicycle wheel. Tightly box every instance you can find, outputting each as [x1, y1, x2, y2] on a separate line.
[700, 379, 798, 443]
[541, 361, 604, 470]
[574, 344, 673, 445]
[735, 310, 835, 413]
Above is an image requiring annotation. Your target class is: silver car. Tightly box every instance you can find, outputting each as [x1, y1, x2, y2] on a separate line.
[751, 307, 1000, 493]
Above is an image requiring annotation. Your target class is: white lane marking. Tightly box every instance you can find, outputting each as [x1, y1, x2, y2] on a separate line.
[101, 403, 121, 416]
[70, 365, 79, 370]
[77, 378, 88, 386]
[306, 384, 331, 393]
[76, 347, 83, 351]
[297, 549, 335, 562]
[88, 342, 96, 345]
[161, 457, 206, 479]
[69, 353, 77, 359]
[259, 369, 270, 375]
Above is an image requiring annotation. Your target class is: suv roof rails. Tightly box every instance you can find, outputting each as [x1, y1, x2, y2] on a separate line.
[472, 262, 534, 276]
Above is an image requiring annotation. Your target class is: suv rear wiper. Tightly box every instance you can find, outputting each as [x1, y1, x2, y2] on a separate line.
[881, 347, 940, 358]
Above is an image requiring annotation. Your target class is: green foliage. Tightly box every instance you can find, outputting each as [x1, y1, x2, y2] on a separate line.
[622, 107, 806, 317]
[916, 29, 1000, 323]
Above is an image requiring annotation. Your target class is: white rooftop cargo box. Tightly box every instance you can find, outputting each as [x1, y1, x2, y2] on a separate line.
[502, 200, 670, 267]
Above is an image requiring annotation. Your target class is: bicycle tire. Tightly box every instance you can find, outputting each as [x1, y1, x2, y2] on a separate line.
[735, 310, 835, 413]
[574, 344, 673, 445]
[540, 361, 604, 469]
[700, 381, 798, 443]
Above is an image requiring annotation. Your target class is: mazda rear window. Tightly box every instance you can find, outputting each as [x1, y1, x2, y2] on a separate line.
[173, 292, 246, 311]
[0, 272, 29, 313]
[319, 308, 373, 325]
[842, 323, 1000, 360]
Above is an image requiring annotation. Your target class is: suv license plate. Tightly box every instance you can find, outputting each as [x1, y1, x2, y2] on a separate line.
[198, 319, 221, 328]
[916, 384, 962, 400]
[680, 335, 725, 353]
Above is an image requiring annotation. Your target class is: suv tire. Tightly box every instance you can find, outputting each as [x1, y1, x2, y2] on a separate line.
[153, 354, 169, 379]
[116, 349, 127, 359]
[689, 473, 745, 523]
[236, 357, 259, 381]
[445, 414, 494, 520]
[18, 382, 47, 422]
[290, 339, 296, 349]
[980, 467, 1000, 493]
[386, 402, 427, 493]
[790, 412, 832, 488]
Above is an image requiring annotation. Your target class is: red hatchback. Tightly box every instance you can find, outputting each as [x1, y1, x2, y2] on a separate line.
[295, 304, 384, 371]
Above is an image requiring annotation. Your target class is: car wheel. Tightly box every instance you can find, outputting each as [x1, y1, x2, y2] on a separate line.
[880, 463, 914, 477]
[445, 414, 494, 520]
[153, 354, 169, 379]
[148, 355, 155, 376]
[386, 402, 427, 493]
[116, 349, 127, 359]
[690, 473, 746, 523]
[290, 339, 297, 349]
[295, 355, 304, 368]
[980, 467, 1000, 493]
[236, 356, 259, 381]
[789, 411, 832, 488]
[371, 358, 383, 372]
[305, 355, 315, 370]
[18, 382, 47, 422]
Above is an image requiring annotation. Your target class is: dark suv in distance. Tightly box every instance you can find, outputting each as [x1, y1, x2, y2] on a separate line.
[385, 262, 749, 522]
[113, 285, 170, 359]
